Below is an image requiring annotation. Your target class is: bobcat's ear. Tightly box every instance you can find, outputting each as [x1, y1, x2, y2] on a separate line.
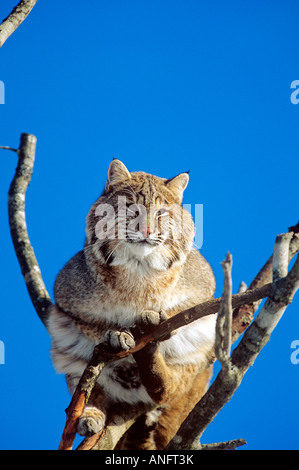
[165, 172, 189, 201]
[107, 159, 131, 185]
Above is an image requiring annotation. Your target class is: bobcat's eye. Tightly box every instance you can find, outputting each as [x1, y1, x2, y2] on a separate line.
[127, 204, 140, 216]
[155, 208, 169, 219]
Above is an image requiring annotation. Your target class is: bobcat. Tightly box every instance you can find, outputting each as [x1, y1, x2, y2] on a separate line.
[48, 159, 216, 449]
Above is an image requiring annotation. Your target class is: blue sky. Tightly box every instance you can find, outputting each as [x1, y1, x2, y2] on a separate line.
[0, 0, 299, 450]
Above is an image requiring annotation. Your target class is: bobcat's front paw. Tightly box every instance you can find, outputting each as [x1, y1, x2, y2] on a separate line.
[136, 310, 168, 335]
[141, 309, 168, 328]
[133, 310, 169, 369]
[77, 406, 106, 436]
[104, 329, 135, 351]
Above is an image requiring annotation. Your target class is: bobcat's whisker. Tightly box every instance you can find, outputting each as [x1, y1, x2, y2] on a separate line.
[104, 240, 124, 264]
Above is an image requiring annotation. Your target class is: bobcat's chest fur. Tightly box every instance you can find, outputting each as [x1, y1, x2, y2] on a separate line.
[95, 262, 182, 323]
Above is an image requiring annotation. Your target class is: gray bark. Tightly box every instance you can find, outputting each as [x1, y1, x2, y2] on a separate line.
[0, 0, 38, 48]
[7, 133, 52, 328]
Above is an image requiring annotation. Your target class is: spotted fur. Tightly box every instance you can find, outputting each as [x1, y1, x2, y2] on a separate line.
[48, 160, 216, 449]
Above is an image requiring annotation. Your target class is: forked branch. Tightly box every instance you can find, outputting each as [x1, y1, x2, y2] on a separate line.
[166, 232, 299, 449]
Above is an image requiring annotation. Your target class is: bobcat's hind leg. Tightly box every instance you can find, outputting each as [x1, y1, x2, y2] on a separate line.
[152, 365, 213, 449]
[77, 383, 108, 436]
[66, 375, 107, 437]
[116, 410, 161, 450]
[77, 406, 106, 436]
[77, 330, 135, 437]
[132, 309, 174, 403]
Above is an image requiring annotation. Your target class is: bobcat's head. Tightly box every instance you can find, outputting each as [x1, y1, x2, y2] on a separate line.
[85, 160, 195, 271]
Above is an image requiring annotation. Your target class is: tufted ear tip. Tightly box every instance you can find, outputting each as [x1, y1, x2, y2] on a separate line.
[107, 159, 131, 185]
[165, 172, 189, 201]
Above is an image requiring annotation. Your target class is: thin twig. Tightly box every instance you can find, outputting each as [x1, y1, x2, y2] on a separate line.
[0, 146, 18, 153]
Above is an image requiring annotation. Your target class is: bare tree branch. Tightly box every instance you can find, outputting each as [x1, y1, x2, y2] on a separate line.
[238, 281, 247, 293]
[0, 0, 38, 48]
[231, 227, 299, 342]
[199, 438, 247, 450]
[272, 233, 292, 282]
[3, 133, 53, 327]
[215, 252, 233, 369]
[166, 233, 299, 450]
[58, 343, 109, 450]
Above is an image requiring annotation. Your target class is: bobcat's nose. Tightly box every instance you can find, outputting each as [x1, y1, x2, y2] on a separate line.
[140, 225, 153, 239]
